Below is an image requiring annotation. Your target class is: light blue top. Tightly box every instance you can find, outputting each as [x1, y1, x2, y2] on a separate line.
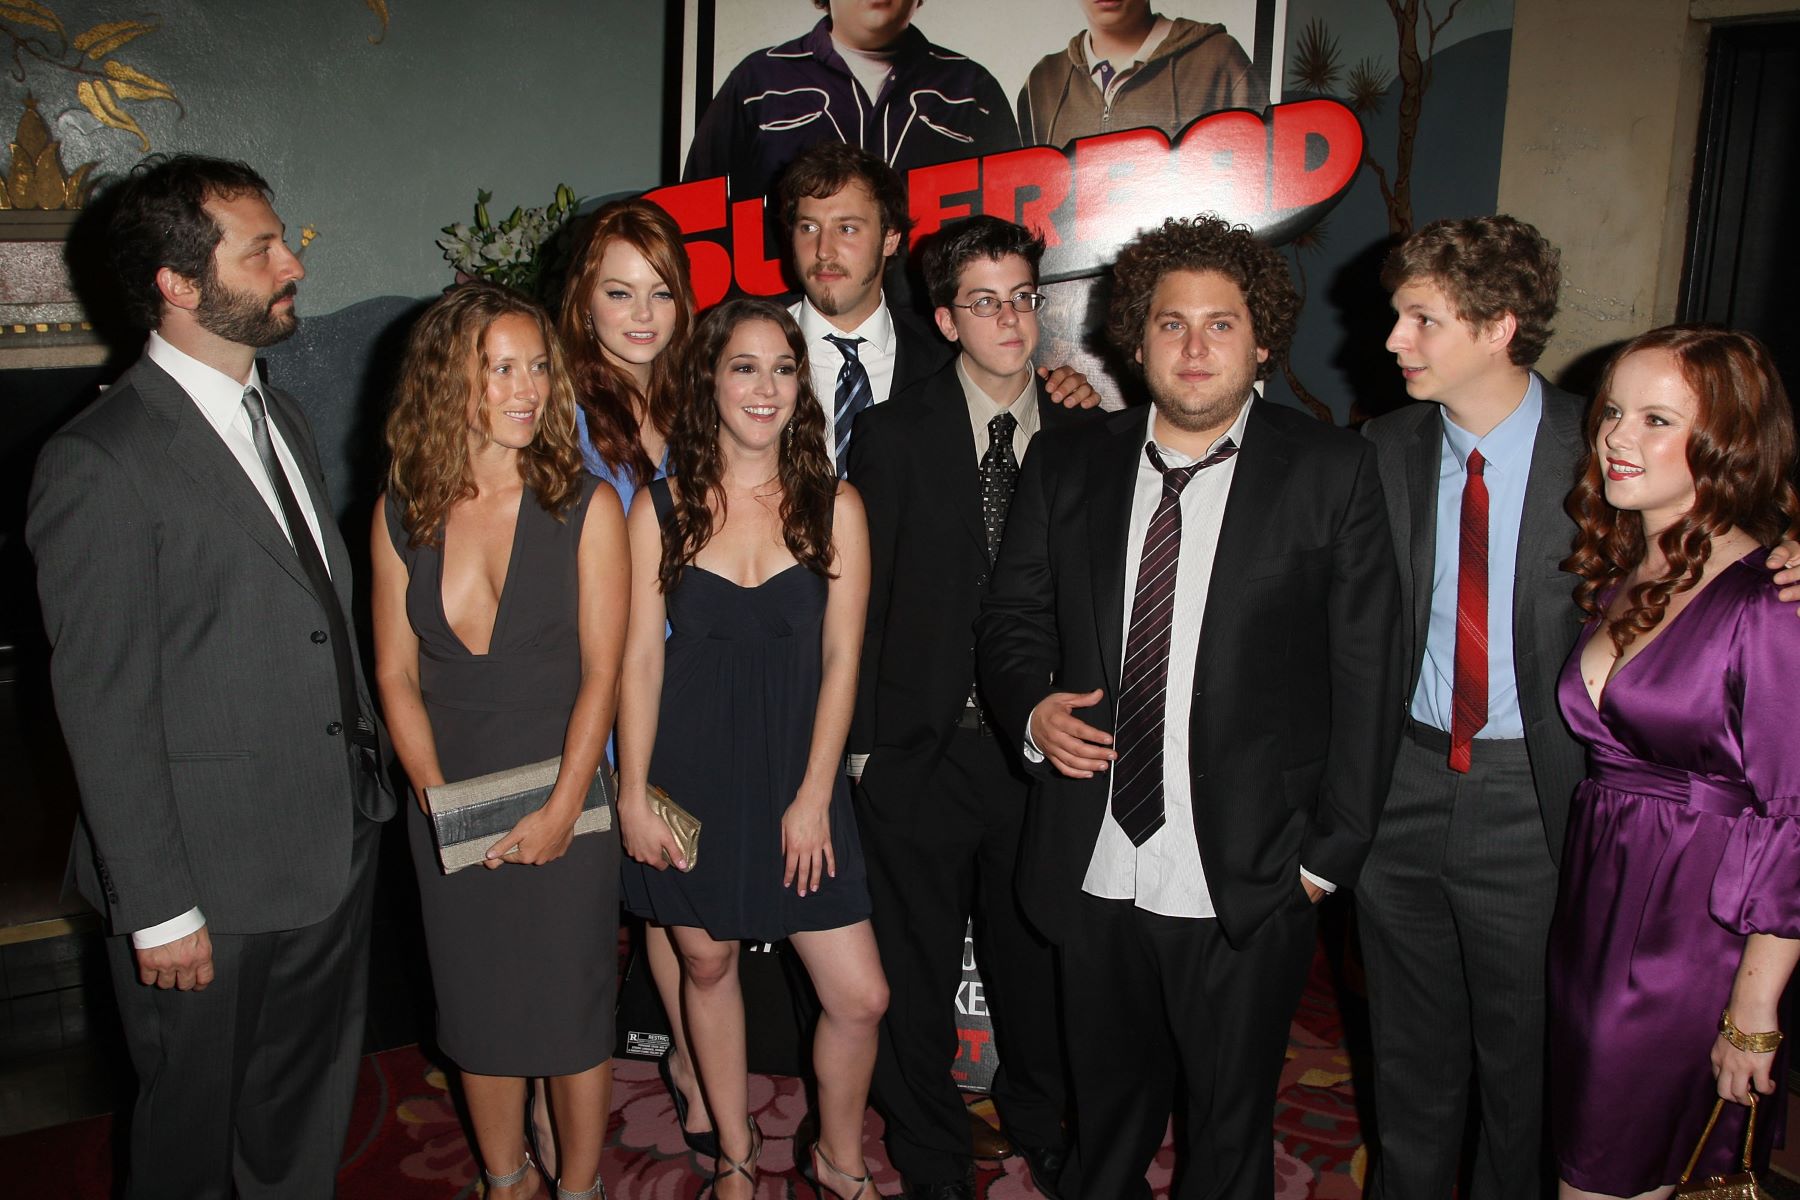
[1409, 373, 1543, 739]
[575, 404, 669, 512]
[576, 404, 671, 765]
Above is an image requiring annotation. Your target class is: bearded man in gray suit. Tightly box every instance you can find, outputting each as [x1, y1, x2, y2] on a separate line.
[27, 155, 394, 1200]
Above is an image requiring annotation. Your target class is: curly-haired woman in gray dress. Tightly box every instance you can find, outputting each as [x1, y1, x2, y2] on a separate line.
[372, 282, 629, 1200]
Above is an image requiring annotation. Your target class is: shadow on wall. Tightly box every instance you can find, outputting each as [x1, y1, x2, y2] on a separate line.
[1553, 340, 1625, 403]
[1324, 236, 1404, 425]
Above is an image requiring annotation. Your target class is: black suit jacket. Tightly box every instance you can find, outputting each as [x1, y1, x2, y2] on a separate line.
[888, 307, 954, 399]
[26, 356, 396, 937]
[848, 361, 1100, 816]
[976, 399, 1403, 946]
[1361, 377, 1588, 861]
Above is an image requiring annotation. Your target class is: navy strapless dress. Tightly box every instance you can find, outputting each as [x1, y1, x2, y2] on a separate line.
[621, 481, 869, 941]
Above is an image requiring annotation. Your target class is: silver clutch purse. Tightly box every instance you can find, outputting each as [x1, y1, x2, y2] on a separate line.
[424, 757, 613, 874]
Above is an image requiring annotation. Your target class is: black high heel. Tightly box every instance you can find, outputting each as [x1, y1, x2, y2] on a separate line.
[657, 1051, 721, 1158]
[706, 1118, 761, 1198]
[802, 1140, 873, 1200]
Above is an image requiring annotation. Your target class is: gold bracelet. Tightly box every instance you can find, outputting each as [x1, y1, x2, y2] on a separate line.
[1720, 1009, 1784, 1054]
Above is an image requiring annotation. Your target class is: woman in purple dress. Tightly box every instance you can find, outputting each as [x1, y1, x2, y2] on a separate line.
[1548, 324, 1800, 1199]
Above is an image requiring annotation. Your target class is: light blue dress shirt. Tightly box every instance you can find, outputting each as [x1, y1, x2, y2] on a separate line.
[1409, 374, 1543, 739]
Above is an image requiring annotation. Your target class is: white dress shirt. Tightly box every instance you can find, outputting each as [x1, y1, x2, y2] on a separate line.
[133, 333, 331, 949]
[791, 297, 899, 464]
[1079, 402, 1248, 917]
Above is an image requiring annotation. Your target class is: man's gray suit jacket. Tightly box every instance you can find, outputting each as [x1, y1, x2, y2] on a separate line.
[1360, 377, 1588, 862]
[26, 354, 395, 939]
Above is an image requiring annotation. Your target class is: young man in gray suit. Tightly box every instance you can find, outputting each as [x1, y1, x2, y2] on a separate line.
[27, 155, 394, 1200]
[1357, 215, 1800, 1199]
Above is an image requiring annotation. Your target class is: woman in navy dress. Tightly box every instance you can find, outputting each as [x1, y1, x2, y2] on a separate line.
[555, 198, 720, 1158]
[617, 299, 888, 1200]
[1548, 325, 1800, 1199]
[372, 283, 629, 1199]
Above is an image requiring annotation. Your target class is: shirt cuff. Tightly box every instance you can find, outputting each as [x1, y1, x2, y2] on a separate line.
[1299, 867, 1336, 895]
[131, 906, 205, 949]
[1022, 734, 1045, 763]
[845, 753, 869, 778]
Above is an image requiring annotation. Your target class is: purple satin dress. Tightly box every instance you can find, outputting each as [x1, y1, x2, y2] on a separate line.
[1548, 548, 1800, 1195]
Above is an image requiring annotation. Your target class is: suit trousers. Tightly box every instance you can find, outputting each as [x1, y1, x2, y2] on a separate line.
[1357, 726, 1559, 1200]
[858, 726, 1067, 1183]
[106, 814, 381, 1200]
[1061, 890, 1317, 1200]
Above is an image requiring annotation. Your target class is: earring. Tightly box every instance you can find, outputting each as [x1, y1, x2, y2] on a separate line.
[582, 313, 596, 338]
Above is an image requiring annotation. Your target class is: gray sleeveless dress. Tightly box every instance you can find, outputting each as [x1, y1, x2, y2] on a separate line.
[387, 478, 619, 1076]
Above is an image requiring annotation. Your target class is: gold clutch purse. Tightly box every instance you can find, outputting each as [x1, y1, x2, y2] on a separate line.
[648, 784, 701, 872]
[1676, 1093, 1763, 1199]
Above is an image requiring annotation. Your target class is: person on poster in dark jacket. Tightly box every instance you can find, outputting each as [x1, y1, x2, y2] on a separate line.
[685, 0, 1020, 203]
[1017, 0, 1265, 147]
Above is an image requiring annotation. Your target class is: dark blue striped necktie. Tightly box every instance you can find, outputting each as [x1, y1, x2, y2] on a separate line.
[1109, 438, 1239, 846]
[825, 334, 871, 478]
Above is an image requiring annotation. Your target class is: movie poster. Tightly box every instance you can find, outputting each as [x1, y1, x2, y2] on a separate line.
[656, 1, 1351, 409]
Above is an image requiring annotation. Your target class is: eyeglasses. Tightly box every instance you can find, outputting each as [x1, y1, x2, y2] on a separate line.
[951, 292, 1047, 318]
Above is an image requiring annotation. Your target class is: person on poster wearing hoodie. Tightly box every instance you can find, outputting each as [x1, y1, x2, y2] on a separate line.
[1017, 0, 1266, 148]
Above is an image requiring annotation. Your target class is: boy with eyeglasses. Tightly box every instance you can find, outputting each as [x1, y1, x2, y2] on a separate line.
[846, 215, 1098, 1200]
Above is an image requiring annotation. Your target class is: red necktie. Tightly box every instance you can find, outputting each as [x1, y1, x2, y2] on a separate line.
[1449, 449, 1488, 772]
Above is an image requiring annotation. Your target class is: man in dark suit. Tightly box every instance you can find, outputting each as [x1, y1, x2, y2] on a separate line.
[850, 215, 1096, 1200]
[976, 215, 1402, 1199]
[26, 155, 394, 1199]
[777, 142, 1099, 482]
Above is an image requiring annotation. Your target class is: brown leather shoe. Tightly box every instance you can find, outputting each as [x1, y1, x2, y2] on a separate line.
[968, 1110, 1012, 1160]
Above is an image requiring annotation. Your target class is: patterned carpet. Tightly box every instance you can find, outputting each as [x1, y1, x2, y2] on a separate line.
[0, 946, 1365, 1198]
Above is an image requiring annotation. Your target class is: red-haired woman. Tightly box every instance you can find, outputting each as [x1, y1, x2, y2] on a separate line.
[1548, 325, 1800, 1200]
[617, 299, 888, 1200]
[372, 282, 629, 1199]
[556, 197, 719, 1157]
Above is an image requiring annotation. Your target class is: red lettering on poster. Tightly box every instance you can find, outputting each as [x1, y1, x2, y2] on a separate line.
[956, 1027, 992, 1064]
[730, 197, 786, 296]
[1271, 99, 1362, 212]
[649, 100, 1363, 304]
[1073, 127, 1171, 244]
[644, 177, 733, 308]
[1177, 109, 1267, 216]
[909, 157, 981, 242]
[981, 146, 1072, 246]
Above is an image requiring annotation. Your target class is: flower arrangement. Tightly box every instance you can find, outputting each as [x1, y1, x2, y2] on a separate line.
[437, 183, 578, 302]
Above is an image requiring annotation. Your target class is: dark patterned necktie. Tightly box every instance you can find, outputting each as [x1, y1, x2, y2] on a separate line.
[242, 386, 372, 756]
[1110, 438, 1240, 846]
[825, 334, 871, 479]
[980, 410, 1019, 560]
[1449, 449, 1489, 772]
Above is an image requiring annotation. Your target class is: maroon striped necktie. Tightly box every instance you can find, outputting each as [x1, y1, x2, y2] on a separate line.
[1449, 449, 1488, 772]
[1110, 439, 1239, 846]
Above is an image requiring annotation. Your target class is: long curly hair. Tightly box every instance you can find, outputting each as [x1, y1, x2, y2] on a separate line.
[1106, 214, 1298, 380]
[385, 282, 584, 546]
[556, 198, 695, 486]
[1564, 324, 1799, 651]
[659, 299, 836, 591]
